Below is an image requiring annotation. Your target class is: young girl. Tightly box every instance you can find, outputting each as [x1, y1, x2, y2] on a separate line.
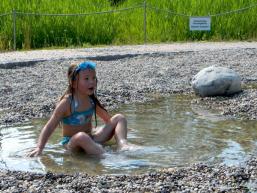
[29, 61, 132, 157]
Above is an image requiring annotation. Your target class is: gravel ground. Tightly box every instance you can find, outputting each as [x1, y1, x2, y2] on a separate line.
[1, 42, 257, 192]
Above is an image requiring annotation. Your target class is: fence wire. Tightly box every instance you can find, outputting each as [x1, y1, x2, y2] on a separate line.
[147, 5, 190, 17]
[0, 13, 11, 17]
[16, 4, 143, 17]
[147, 2, 257, 17]
[1, 2, 257, 18]
[210, 2, 257, 17]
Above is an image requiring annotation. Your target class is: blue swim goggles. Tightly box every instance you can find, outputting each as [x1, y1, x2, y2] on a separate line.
[72, 61, 96, 80]
[75, 61, 96, 73]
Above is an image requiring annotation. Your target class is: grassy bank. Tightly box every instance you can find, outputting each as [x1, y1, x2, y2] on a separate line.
[0, 0, 257, 50]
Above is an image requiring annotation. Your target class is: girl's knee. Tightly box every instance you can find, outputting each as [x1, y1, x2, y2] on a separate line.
[72, 132, 91, 144]
[112, 113, 127, 123]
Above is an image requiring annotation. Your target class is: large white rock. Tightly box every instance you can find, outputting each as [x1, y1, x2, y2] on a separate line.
[192, 66, 242, 97]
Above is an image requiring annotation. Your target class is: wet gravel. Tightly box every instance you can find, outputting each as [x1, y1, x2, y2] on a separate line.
[1, 42, 257, 192]
[1, 156, 257, 192]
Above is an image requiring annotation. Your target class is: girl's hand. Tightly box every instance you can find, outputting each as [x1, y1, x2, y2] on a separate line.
[27, 147, 43, 157]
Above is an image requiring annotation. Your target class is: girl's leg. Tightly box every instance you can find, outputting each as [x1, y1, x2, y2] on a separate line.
[67, 132, 105, 155]
[93, 114, 129, 149]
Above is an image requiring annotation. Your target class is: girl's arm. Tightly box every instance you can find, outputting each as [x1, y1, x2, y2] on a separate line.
[96, 104, 112, 124]
[28, 99, 68, 157]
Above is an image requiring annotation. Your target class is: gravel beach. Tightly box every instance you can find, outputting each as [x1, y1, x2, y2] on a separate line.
[1, 42, 257, 192]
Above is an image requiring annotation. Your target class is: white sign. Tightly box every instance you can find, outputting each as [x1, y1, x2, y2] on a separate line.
[190, 17, 211, 31]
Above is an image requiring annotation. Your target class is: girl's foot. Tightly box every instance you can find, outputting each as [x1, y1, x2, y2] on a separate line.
[118, 141, 141, 152]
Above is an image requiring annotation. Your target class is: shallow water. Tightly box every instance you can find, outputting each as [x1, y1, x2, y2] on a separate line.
[1, 95, 257, 175]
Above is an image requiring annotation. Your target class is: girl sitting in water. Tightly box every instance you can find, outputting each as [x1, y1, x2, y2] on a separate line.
[29, 61, 134, 157]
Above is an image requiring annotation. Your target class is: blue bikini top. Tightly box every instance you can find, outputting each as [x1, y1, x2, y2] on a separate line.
[62, 96, 95, 126]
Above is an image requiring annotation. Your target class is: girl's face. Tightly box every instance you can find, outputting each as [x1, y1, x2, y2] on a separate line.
[74, 69, 96, 96]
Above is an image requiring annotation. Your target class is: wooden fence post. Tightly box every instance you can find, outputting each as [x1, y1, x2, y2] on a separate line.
[144, 0, 147, 44]
[12, 9, 16, 50]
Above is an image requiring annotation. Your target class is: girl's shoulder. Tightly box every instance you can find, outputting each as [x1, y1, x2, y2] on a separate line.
[56, 95, 71, 112]
[61, 94, 72, 102]
[58, 94, 71, 102]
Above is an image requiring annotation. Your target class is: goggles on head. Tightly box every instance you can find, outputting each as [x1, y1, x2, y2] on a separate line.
[72, 61, 96, 80]
[75, 61, 96, 73]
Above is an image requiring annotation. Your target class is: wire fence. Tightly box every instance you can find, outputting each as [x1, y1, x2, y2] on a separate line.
[15, 4, 144, 17]
[0, 13, 11, 17]
[209, 2, 257, 17]
[1, 1, 257, 50]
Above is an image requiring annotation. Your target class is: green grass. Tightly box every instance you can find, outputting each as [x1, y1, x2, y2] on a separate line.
[0, 0, 257, 50]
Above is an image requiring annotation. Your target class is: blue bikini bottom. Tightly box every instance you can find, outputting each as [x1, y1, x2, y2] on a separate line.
[60, 136, 71, 145]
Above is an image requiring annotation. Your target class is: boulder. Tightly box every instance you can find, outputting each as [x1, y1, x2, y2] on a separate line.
[192, 66, 242, 97]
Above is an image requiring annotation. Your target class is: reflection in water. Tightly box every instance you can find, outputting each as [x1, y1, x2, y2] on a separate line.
[218, 140, 246, 166]
[0, 95, 257, 175]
